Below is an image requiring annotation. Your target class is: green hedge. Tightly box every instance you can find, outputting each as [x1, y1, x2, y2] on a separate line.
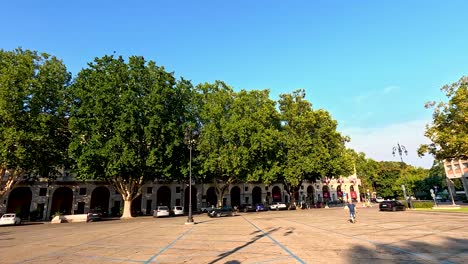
[411, 201, 435, 208]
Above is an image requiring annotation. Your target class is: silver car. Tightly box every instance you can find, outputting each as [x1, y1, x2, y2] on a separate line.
[153, 206, 170, 218]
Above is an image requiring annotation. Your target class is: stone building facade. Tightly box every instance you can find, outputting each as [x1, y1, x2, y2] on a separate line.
[1, 174, 362, 221]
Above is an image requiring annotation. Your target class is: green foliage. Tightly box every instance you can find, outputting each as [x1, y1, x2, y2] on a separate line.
[277, 90, 352, 200]
[419, 76, 468, 160]
[0, 48, 70, 197]
[68, 55, 192, 206]
[412, 201, 435, 208]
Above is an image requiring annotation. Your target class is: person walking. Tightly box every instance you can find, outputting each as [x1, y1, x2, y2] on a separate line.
[347, 201, 357, 223]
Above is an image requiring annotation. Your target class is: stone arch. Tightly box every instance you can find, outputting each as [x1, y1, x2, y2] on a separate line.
[184, 186, 197, 212]
[230, 186, 241, 207]
[51, 187, 73, 216]
[157, 186, 171, 207]
[306, 185, 314, 204]
[252, 186, 262, 205]
[206, 187, 217, 207]
[272, 186, 282, 202]
[131, 194, 142, 216]
[7, 187, 32, 219]
[90, 186, 110, 215]
[322, 185, 330, 200]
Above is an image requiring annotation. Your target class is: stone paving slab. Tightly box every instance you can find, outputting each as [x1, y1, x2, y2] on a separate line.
[0, 207, 467, 263]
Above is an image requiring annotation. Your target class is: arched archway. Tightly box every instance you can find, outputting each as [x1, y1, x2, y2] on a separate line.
[131, 194, 142, 216]
[206, 187, 217, 207]
[157, 186, 171, 207]
[90, 186, 110, 215]
[252, 186, 262, 205]
[322, 185, 330, 201]
[184, 186, 197, 212]
[337, 185, 343, 201]
[272, 186, 282, 202]
[7, 187, 32, 219]
[306, 185, 314, 204]
[51, 187, 73, 216]
[230, 186, 241, 207]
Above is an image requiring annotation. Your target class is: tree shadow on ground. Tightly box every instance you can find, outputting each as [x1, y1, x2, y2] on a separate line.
[347, 236, 468, 264]
[208, 227, 280, 264]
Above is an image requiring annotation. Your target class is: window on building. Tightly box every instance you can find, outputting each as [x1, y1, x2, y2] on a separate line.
[147, 187, 153, 194]
[176, 187, 181, 193]
[79, 188, 87, 195]
[39, 188, 47, 196]
[265, 186, 268, 191]
[176, 199, 181, 206]
[245, 197, 249, 204]
[463, 162, 468, 169]
[245, 187, 249, 192]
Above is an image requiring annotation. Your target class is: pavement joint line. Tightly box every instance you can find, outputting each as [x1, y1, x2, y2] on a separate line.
[287, 219, 455, 264]
[241, 215, 306, 264]
[144, 224, 195, 263]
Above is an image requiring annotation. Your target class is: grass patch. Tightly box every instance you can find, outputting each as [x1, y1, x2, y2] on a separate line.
[414, 207, 468, 213]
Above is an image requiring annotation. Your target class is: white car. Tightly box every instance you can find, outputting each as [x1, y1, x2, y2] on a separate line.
[172, 206, 184, 216]
[269, 202, 287, 210]
[153, 206, 170, 218]
[375, 197, 385, 203]
[0, 213, 21, 226]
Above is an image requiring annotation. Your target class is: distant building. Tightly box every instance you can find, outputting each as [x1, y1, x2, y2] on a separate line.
[443, 159, 468, 200]
[1, 174, 361, 221]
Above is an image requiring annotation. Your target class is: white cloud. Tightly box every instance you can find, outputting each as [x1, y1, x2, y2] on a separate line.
[383, 85, 399, 94]
[342, 119, 435, 168]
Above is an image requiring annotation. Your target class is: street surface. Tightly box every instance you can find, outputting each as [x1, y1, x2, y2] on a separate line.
[0, 206, 467, 263]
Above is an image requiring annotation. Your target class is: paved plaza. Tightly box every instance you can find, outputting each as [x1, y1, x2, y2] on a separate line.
[1, 206, 467, 264]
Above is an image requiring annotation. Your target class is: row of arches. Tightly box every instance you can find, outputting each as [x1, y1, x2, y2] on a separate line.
[8, 184, 355, 218]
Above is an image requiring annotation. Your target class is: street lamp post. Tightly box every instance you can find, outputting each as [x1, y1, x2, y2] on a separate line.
[184, 127, 195, 224]
[392, 143, 413, 209]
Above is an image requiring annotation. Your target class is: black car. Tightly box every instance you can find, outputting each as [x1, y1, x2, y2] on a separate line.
[239, 204, 255, 212]
[87, 209, 103, 222]
[379, 201, 406, 211]
[208, 206, 234, 217]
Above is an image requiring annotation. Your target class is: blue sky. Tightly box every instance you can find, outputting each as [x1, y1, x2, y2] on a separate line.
[3, 1, 468, 168]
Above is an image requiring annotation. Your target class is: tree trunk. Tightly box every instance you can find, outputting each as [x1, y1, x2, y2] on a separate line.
[121, 199, 133, 219]
[110, 176, 143, 220]
[0, 168, 21, 201]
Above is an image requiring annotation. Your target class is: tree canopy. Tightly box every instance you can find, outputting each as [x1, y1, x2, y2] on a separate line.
[277, 90, 353, 204]
[419, 76, 468, 160]
[0, 48, 70, 198]
[69, 55, 192, 218]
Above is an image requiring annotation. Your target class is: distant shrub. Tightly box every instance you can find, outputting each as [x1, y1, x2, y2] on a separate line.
[412, 201, 434, 208]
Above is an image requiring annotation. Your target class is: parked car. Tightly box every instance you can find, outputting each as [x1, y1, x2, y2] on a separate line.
[87, 209, 102, 222]
[0, 213, 21, 226]
[255, 203, 267, 212]
[154, 206, 170, 217]
[239, 204, 255, 212]
[208, 206, 234, 217]
[270, 202, 287, 211]
[171, 206, 184, 216]
[375, 197, 385, 203]
[200, 205, 215, 213]
[379, 201, 406, 211]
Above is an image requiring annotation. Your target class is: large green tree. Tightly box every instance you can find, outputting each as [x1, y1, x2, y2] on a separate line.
[0, 48, 70, 199]
[278, 90, 353, 206]
[69, 55, 191, 218]
[418, 76, 468, 160]
[195, 82, 281, 206]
